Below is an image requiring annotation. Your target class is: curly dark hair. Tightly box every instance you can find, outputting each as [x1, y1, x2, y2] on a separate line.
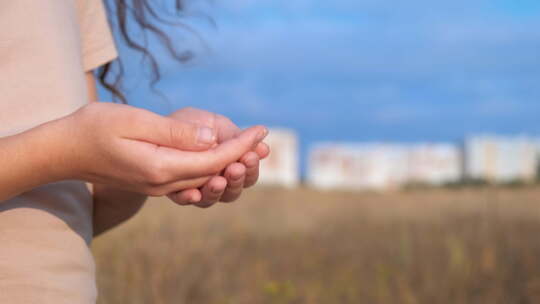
[99, 0, 204, 103]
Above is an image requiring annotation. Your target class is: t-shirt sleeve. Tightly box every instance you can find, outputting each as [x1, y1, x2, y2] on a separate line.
[78, 0, 118, 71]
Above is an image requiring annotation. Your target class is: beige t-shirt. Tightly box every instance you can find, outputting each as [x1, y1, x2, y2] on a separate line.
[0, 1, 117, 303]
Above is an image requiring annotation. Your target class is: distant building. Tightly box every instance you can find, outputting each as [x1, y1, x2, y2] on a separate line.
[464, 136, 538, 183]
[536, 139, 540, 181]
[307, 144, 409, 191]
[258, 128, 300, 188]
[406, 144, 462, 185]
[308, 143, 461, 191]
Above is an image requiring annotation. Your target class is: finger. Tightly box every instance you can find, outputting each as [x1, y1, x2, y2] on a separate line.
[220, 163, 247, 203]
[240, 152, 260, 188]
[196, 176, 227, 208]
[149, 175, 214, 196]
[160, 126, 268, 179]
[255, 142, 271, 159]
[126, 109, 217, 151]
[168, 188, 202, 206]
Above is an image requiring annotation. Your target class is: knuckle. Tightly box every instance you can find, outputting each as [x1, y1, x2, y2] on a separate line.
[169, 122, 194, 147]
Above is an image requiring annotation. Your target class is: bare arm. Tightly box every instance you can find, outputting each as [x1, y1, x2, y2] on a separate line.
[0, 118, 72, 201]
[1, 73, 267, 233]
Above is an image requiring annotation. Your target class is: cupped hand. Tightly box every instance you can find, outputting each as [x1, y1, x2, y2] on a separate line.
[166, 107, 270, 208]
[61, 102, 267, 196]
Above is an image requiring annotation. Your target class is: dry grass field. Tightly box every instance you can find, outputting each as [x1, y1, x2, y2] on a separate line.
[93, 186, 540, 304]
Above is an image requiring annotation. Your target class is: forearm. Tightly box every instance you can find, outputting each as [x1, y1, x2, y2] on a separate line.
[92, 183, 148, 237]
[0, 119, 70, 201]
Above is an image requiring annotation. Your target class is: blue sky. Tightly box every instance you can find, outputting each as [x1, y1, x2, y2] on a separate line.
[109, 0, 540, 164]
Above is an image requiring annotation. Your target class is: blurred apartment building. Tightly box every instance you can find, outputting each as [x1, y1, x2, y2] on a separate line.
[464, 136, 539, 183]
[537, 139, 540, 168]
[307, 144, 408, 191]
[259, 131, 540, 191]
[538, 140, 540, 174]
[258, 128, 300, 188]
[406, 144, 462, 185]
[307, 143, 461, 191]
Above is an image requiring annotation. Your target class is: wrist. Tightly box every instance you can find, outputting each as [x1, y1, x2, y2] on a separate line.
[23, 116, 79, 183]
[0, 117, 77, 201]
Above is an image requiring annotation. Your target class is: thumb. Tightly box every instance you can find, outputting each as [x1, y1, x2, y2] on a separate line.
[153, 125, 269, 180]
[167, 119, 217, 151]
[130, 114, 217, 151]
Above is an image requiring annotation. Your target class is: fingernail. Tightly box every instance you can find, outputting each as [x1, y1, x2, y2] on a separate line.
[198, 127, 216, 145]
[256, 127, 268, 142]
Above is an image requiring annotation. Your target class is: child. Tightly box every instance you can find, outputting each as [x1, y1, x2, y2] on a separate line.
[0, 1, 268, 303]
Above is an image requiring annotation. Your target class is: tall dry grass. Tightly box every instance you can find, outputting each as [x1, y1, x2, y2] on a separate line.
[93, 186, 540, 304]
